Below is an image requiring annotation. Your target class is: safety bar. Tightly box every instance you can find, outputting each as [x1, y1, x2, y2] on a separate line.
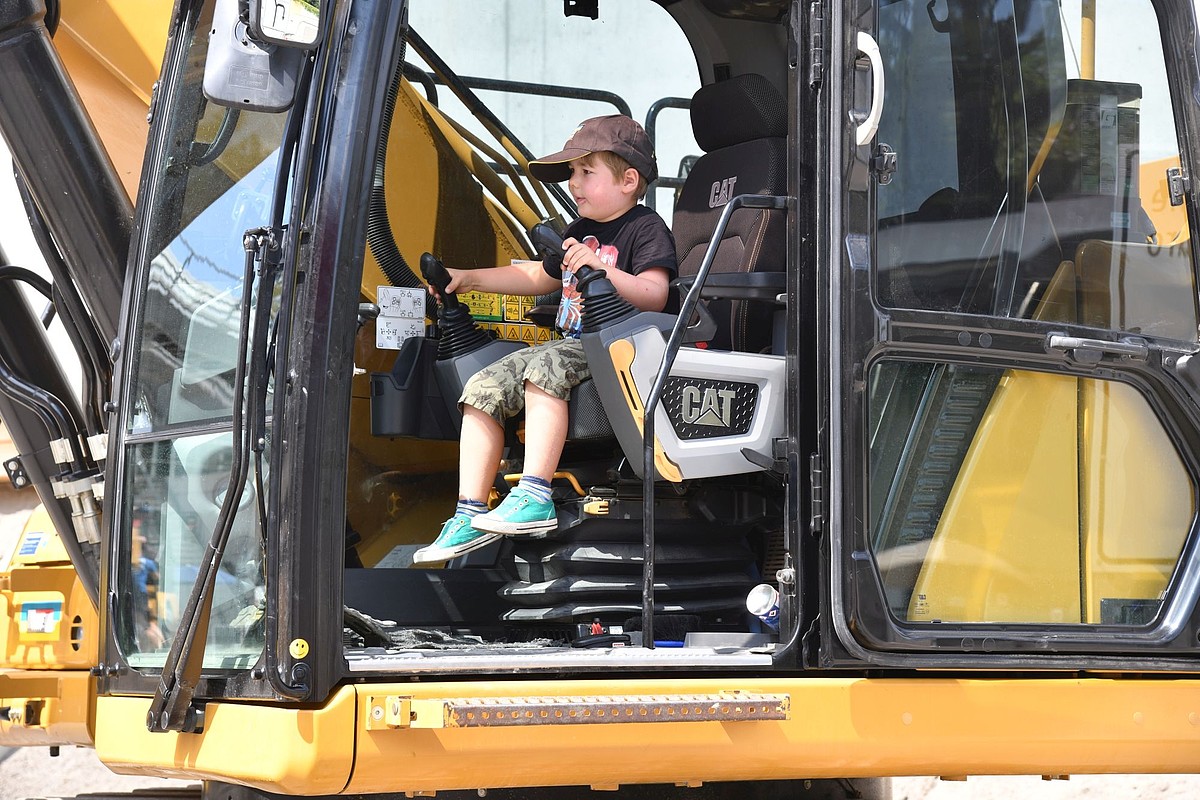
[643, 97, 691, 211]
[421, 71, 631, 118]
[639, 193, 791, 647]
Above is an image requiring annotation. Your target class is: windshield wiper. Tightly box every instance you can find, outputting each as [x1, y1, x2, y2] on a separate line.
[146, 227, 282, 733]
[145, 54, 314, 732]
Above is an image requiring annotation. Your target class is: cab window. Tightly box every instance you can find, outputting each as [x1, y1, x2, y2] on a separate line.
[874, 0, 1195, 340]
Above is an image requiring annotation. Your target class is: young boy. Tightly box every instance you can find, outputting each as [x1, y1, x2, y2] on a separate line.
[413, 115, 677, 564]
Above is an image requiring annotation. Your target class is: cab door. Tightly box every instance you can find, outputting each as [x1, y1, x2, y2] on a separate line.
[829, 0, 1200, 666]
[101, 0, 407, 721]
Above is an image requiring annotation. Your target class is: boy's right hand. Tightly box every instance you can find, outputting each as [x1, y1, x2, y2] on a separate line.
[440, 268, 468, 296]
[420, 252, 457, 303]
[425, 266, 468, 303]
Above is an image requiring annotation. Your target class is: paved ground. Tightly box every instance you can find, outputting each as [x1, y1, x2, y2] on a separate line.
[1, 746, 1198, 800]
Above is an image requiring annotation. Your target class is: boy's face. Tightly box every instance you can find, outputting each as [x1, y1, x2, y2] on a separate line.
[567, 154, 638, 223]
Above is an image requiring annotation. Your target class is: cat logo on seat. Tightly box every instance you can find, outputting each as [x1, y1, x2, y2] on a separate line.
[681, 385, 736, 427]
[708, 176, 739, 208]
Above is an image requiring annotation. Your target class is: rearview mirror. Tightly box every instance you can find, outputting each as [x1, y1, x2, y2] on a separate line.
[249, 0, 323, 49]
[204, 0, 304, 112]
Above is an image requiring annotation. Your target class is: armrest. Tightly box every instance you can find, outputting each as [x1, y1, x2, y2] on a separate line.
[524, 305, 558, 328]
[671, 271, 787, 303]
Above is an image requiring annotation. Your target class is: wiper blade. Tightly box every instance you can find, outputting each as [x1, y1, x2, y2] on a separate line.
[146, 228, 282, 733]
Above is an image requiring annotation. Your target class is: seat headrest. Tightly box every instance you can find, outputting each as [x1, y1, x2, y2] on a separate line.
[690, 73, 787, 153]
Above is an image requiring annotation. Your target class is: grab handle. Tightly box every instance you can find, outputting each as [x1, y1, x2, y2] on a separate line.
[855, 31, 885, 146]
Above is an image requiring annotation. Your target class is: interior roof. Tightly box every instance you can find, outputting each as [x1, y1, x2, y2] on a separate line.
[665, 0, 791, 92]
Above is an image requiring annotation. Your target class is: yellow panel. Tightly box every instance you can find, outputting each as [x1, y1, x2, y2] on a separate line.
[0, 669, 94, 747]
[59, 1, 168, 104]
[360, 81, 531, 304]
[57, 1, 170, 200]
[95, 689, 357, 794]
[52, 31, 149, 200]
[1080, 380, 1193, 621]
[343, 678, 1200, 792]
[609, 338, 682, 483]
[9, 518, 70, 568]
[0, 512, 98, 670]
[910, 370, 1082, 623]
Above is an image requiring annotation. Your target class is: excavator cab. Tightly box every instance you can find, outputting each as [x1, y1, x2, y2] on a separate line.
[364, 67, 792, 642]
[44, 0, 1197, 745]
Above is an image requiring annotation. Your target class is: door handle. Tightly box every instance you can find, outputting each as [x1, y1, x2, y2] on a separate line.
[856, 31, 885, 146]
[1047, 334, 1149, 363]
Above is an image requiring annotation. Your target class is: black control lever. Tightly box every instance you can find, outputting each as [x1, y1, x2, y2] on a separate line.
[529, 222, 564, 273]
[418, 252, 492, 359]
[419, 252, 461, 309]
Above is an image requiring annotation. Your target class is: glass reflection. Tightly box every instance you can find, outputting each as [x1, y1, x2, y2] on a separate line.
[869, 361, 1194, 625]
[874, 0, 1194, 340]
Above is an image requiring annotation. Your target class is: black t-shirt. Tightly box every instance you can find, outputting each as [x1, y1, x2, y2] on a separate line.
[543, 205, 677, 337]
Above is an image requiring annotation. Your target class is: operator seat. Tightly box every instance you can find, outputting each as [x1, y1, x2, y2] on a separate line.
[577, 74, 790, 479]
[564, 73, 789, 445]
[670, 72, 788, 353]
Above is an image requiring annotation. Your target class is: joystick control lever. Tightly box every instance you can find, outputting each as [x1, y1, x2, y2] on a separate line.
[529, 222, 564, 273]
[418, 252, 492, 359]
[420, 252, 461, 309]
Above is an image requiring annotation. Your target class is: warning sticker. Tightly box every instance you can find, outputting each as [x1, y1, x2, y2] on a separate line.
[462, 292, 502, 321]
[376, 318, 425, 350]
[22, 602, 60, 634]
[18, 532, 43, 557]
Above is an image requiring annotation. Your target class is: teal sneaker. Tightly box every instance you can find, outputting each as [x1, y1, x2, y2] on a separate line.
[412, 514, 500, 564]
[472, 486, 557, 535]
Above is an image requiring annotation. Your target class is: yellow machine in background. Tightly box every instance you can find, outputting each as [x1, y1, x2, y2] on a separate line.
[0, 507, 95, 747]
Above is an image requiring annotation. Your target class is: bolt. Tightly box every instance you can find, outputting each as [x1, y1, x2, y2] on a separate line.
[371, 705, 384, 721]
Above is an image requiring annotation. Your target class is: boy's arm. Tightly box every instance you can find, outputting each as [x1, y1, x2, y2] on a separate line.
[443, 261, 561, 297]
[561, 237, 670, 312]
[599, 264, 670, 312]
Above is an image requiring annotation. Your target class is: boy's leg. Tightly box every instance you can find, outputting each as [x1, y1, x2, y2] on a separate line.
[414, 356, 525, 565]
[459, 404, 505, 501]
[473, 383, 566, 536]
[475, 339, 588, 537]
[520, 382, 569, 481]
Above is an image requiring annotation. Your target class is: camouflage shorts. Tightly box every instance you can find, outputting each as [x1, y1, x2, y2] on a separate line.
[458, 338, 590, 425]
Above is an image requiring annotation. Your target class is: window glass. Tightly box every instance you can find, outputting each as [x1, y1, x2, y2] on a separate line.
[124, 436, 264, 669]
[407, 0, 701, 223]
[874, 0, 1196, 341]
[130, 103, 283, 433]
[868, 361, 1194, 625]
[118, 0, 276, 668]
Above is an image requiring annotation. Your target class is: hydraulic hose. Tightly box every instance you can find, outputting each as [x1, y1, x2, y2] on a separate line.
[16, 169, 111, 436]
[0, 349, 86, 473]
[366, 53, 421, 289]
[0, 265, 52, 302]
[44, 0, 58, 37]
[52, 285, 105, 436]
